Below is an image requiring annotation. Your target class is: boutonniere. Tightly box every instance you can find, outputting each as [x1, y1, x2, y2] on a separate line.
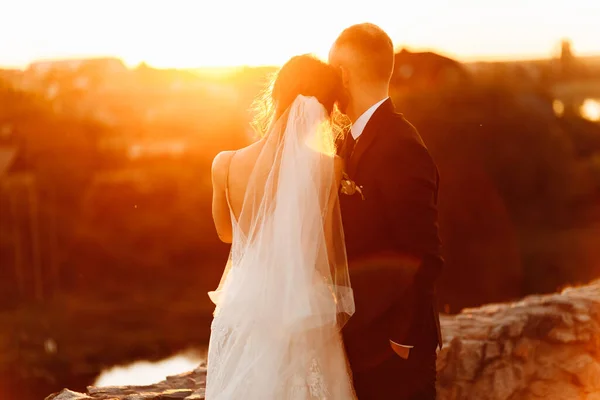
[340, 172, 365, 200]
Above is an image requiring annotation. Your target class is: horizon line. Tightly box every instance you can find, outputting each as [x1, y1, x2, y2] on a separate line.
[3, 49, 600, 71]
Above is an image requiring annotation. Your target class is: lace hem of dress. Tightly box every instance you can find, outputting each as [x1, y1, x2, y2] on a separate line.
[287, 356, 330, 399]
[208, 317, 331, 399]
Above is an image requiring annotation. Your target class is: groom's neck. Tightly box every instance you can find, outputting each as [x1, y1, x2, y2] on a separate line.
[348, 85, 389, 122]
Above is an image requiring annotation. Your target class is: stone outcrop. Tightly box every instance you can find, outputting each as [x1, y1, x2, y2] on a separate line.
[47, 281, 600, 400]
[45, 365, 207, 400]
[437, 282, 600, 400]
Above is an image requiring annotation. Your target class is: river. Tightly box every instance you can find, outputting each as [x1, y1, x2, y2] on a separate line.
[94, 350, 205, 387]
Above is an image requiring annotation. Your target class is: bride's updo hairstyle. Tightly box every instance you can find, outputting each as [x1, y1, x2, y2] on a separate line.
[252, 54, 345, 137]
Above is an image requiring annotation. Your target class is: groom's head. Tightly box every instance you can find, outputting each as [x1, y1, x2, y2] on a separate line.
[329, 23, 394, 118]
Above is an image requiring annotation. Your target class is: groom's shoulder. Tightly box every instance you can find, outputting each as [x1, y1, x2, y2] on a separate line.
[386, 112, 426, 149]
[376, 113, 437, 170]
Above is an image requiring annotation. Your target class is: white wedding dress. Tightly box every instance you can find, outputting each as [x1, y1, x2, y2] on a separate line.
[205, 96, 356, 399]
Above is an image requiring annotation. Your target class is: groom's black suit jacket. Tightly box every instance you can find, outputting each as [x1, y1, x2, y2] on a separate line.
[339, 99, 443, 373]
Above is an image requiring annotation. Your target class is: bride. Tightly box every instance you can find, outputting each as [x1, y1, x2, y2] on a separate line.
[206, 54, 356, 399]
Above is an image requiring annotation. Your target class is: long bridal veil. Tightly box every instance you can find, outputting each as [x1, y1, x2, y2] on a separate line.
[206, 95, 355, 399]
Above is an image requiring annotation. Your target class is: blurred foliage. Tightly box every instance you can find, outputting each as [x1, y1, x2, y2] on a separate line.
[394, 82, 600, 310]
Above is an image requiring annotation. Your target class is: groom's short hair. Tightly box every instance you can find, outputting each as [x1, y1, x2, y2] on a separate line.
[333, 23, 394, 83]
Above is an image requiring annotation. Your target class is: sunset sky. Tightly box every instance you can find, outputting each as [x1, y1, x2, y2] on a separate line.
[1, 0, 598, 69]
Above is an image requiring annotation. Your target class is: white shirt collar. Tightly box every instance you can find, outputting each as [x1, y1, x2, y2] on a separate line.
[350, 97, 389, 140]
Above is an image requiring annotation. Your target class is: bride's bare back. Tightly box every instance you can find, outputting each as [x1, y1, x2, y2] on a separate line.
[211, 139, 266, 242]
[211, 138, 343, 243]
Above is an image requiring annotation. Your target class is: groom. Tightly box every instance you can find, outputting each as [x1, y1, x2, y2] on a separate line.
[330, 24, 444, 399]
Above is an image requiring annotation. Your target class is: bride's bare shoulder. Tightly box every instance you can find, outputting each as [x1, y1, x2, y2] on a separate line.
[211, 150, 236, 186]
[212, 142, 262, 181]
[212, 150, 234, 171]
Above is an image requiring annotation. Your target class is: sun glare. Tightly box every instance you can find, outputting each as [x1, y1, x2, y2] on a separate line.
[581, 99, 600, 122]
[0, 0, 598, 69]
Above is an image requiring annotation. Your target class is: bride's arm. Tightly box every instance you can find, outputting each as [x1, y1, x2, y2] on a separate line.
[211, 152, 234, 243]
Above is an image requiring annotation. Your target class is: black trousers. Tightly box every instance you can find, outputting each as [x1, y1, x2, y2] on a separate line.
[352, 344, 437, 400]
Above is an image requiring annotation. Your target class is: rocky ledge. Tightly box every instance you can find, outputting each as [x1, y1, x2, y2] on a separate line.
[45, 364, 207, 400]
[48, 281, 600, 400]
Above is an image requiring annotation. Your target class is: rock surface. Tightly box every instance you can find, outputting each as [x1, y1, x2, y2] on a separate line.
[45, 365, 207, 400]
[438, 281, 600, 400]
[47, 281, 600, 400]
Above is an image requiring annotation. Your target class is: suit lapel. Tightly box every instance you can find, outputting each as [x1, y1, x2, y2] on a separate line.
[339, 132, 354, 160]
[347, 99, 394, 176]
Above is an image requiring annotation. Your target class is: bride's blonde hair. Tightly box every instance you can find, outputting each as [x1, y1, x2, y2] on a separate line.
[250, 54, 349, 139]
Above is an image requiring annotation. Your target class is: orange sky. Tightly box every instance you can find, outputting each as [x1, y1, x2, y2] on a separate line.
[1, 0, 598, 68]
